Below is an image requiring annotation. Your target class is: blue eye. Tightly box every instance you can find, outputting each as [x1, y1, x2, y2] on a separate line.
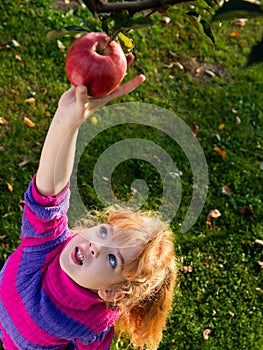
[109, 254, 117, 268]
[100, 227, 107, 239]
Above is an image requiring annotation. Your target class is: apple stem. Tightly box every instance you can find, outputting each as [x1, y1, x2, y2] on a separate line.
[96, 30, 121, 55]
[97, 39, 112, 55]
[104, 29, 121, 50]
[109, 29, 120, 42]
[101, 37, 114, 53]
[96, 40, 107, 55]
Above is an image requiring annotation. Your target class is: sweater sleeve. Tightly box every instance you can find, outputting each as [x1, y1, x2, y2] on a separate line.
[75, 325, 115, 350]
[21, 175, 70, 248]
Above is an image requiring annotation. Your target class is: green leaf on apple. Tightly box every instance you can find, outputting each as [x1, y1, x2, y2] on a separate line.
[117, 32, 134, 52]
[46, 26, 89, 41]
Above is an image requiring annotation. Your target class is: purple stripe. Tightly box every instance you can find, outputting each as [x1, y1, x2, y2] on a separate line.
[24, 186, 70, 221]
[0, 300, 61, 349]
[0, 248, 67, 349]
[16, 249, 100, 345]
[18, 233, 67, 270]
[22, 214, 56, 238]
[21, 214, 68, 248]
[22, 229, 68, 250]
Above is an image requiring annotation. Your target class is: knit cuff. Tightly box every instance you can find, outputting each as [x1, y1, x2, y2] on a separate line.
[31, 174, 70, 207]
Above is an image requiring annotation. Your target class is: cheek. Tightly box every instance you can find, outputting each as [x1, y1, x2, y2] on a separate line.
[59, 244, 71, 271]
[59, 237, 78, 269]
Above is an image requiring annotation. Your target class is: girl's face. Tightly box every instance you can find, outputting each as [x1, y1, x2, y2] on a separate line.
[59, 224, 138, 292]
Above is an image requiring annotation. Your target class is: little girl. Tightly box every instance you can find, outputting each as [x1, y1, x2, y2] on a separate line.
[0, 73, 177, 349]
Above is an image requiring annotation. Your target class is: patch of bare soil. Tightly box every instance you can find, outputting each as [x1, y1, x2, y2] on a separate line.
[167, 51, 233, 84]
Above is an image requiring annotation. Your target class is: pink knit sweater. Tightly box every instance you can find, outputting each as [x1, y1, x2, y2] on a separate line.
[0, 176, 119, 349]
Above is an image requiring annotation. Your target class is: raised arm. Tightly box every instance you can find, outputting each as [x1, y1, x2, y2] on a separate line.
[36, 74, 145, 197]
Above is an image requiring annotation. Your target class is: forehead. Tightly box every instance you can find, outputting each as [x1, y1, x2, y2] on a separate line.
[79, 223, 140, 249]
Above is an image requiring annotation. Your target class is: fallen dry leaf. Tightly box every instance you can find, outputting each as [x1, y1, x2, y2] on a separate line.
[205, 69, 216, 78]
[203, 329, 211, 341]
[218, 123, 225, 130]
[258, 261, 263, 269]
[174, 61, 184, 70]
[24, 97, 36, 104]
[91, 116, 98, 125]
[57, 39, 66, 52]
[239, 206, 255, 217]
[0, 117, 8, 125]
[23, 117, 35, 128]
[236, 116, 241, 124]
[183, 265, 193, 273]
[230, 31, 239, 37]
[15, 54, 22, 61]
[206, 209, 221, 225]
[255, 239, 263, 246]
[195, 66, 202, 75]
[6, 182, 13, 192]
[162, 16, 171, 24]
[234, 18, 248, 27]
[209, 209, 221, 218]
[164, 59, 184, 70]
[192, 123, 200, 137]
[229, 311, 235, 317]
[0, 44, 11, 50]
[18, 160, 29, 168]
[18, 199, 25, 211]
[12, 39, 20, 47]
[222, 185, 231, 196]
[153, 154, 161, 163]
[214, 146, 227, 159]
[212, 310, 216, 317]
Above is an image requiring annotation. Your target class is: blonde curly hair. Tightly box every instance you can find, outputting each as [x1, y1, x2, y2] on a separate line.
[74, 208, 177, 349]
[106, 210, 177, 349]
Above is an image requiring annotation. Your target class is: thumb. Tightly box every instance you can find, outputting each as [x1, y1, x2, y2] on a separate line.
[76, 85, 89, 105]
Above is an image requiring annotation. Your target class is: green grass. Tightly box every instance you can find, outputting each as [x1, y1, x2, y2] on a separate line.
[1, 1, 263, 349]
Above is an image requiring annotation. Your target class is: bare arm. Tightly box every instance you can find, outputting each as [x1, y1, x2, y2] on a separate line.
[36, 75, 145, 197]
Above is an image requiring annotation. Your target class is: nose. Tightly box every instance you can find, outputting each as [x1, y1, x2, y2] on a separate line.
[89, 241, 101, 258]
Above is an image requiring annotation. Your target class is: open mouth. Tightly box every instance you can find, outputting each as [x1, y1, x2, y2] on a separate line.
[72, 247, 84, 266]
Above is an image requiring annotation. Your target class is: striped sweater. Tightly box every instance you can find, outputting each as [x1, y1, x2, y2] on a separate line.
[0, 177, 119, 349]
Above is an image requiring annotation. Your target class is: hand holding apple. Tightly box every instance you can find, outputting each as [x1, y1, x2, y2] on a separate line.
[66, 32, 130, 97]
[57, 75, 145, 129]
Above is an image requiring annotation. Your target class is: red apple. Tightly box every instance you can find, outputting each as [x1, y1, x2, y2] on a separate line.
[65, 32, 127, 97]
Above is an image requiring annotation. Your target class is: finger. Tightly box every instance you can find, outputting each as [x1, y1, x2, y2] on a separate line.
[102, 74, 146, 104]
[126, 53, 134, 68]
[76, 85, 89, 105]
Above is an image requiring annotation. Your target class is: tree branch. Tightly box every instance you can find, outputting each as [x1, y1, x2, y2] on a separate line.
[83, 0, 192, 16]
